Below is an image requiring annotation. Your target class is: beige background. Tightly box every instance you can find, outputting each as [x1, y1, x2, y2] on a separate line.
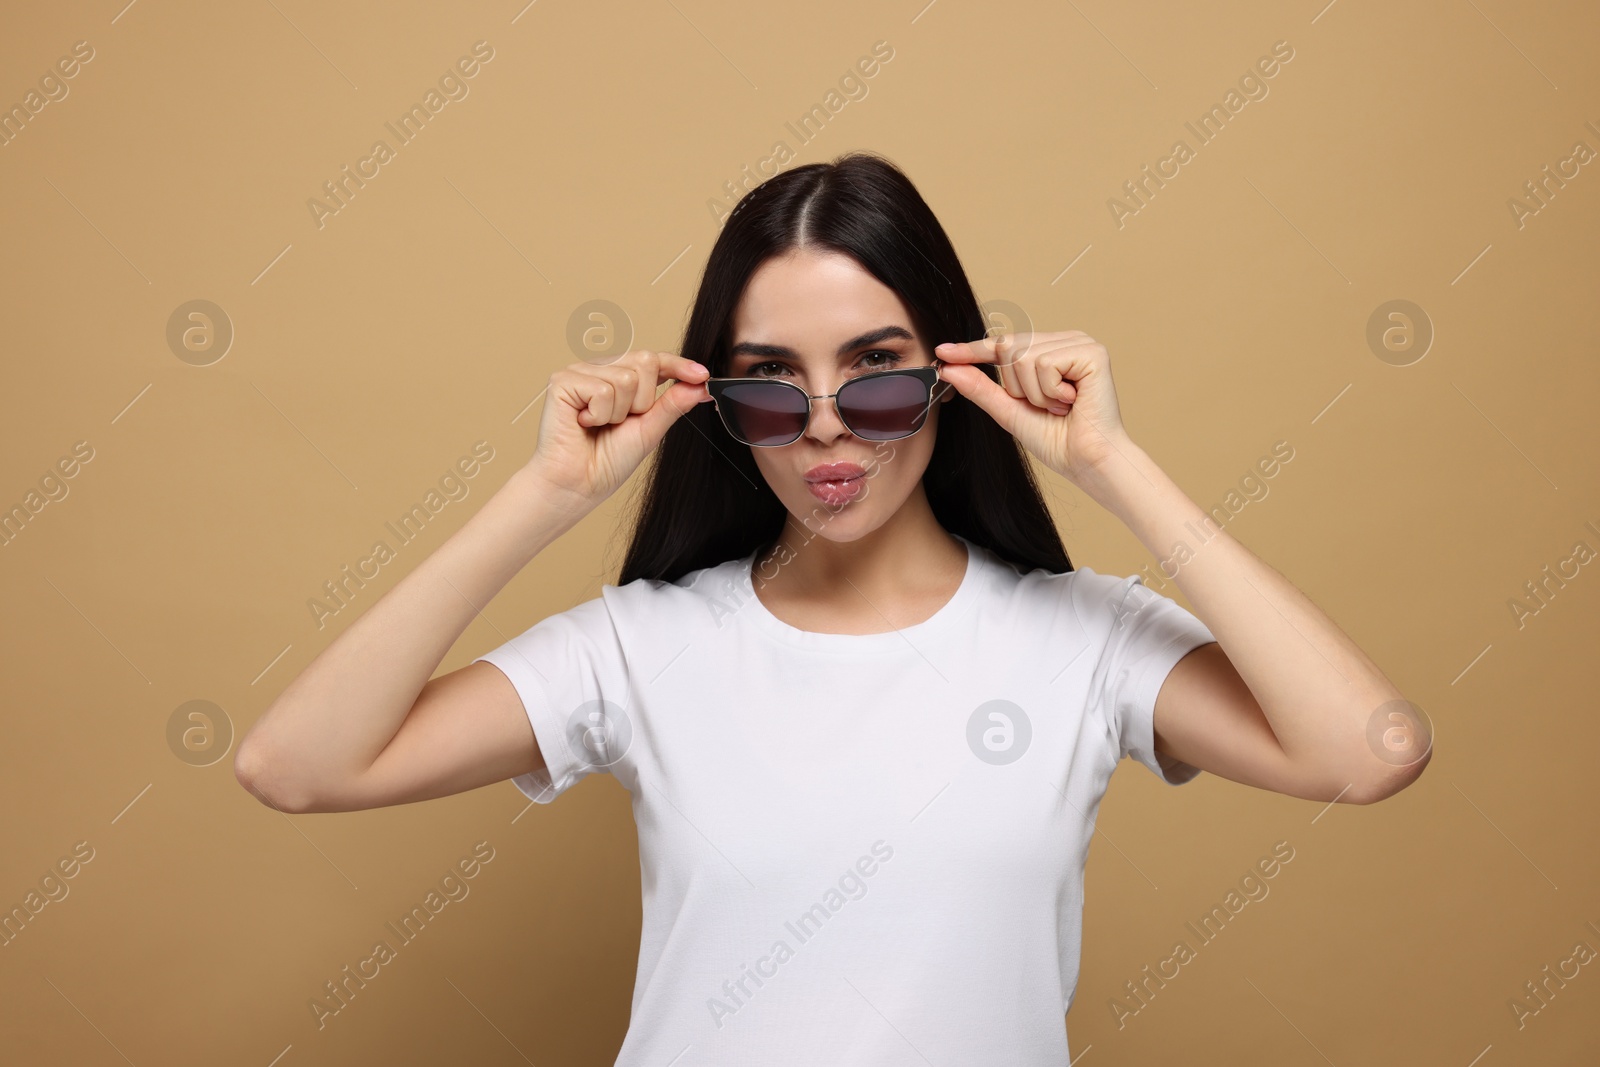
[3, 0, 1598, 1062]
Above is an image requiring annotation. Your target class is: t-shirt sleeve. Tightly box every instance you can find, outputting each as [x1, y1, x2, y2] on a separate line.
[1076, 571, 1218, 786]
[471, 594, 630, 804]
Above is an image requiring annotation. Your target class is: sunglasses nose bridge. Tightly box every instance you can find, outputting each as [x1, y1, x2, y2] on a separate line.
[801, 388, 848, 441]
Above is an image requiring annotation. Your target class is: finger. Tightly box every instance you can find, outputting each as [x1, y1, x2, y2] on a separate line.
[652, 351, 711, 386]
[1034, 342, 1077, 406]
[1001, 334, 1056, 411]
[618, 352, 663, 416]
[617, 350, 711, 421]
[608, 350, 665, 418]
[636, 378, 711, 451]
[580, 376, 619, 427]
[938, 361, 1034, 436]
[551, 369, 615, 428]
[991, 334, 1028, 401]
[936, 333, 1032, 398]
[583, 364, 644, 425]
[933, 338, 999, 366]
[1039, 337, 1101, 405]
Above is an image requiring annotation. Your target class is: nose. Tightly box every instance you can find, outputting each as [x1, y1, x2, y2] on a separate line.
[803, 383, 850, 444]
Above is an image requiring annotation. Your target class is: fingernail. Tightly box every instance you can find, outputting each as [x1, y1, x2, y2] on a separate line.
[690, 361, 708, 375]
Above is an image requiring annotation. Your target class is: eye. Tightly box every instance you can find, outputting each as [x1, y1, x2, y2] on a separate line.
[857, 350, 905, 372]
[742, 350, 905, 379]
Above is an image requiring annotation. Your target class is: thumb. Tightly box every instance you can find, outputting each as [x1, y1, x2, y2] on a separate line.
[940, 362, 1029, 435]
[636, 380, 710, 450]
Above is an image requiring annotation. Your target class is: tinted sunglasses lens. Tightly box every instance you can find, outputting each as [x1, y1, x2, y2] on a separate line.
[718, 381, 808, 445]
[839, 373, 932, 441]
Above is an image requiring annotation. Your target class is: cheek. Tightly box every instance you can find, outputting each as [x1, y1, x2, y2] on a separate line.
[751, 450, 791, 496]
[750, 450, 776, 480]
[866, 426, 937, 496]
[752, 450, 825, 515]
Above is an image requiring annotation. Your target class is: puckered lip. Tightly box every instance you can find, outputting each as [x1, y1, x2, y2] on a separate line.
[803, 461, 868, 483]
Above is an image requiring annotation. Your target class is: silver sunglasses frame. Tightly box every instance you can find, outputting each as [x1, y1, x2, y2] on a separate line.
[704, 359, 954, 447]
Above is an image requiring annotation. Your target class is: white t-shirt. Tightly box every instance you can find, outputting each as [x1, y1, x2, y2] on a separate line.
[474, 532, 1216, 1065]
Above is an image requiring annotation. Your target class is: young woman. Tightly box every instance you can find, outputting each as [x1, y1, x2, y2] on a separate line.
[236, 152, 1427, 1064]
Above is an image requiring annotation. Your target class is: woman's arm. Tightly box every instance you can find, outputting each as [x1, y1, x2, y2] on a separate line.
[1081, 435, 1427, 804]
[936, 330, 1424, 804]
[233, 463, 583, 812]
[233, 349, 711, 813]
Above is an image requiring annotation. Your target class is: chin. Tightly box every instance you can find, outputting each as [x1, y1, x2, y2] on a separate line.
[794, 511, 872, 543]
[782, 482, 901, 542]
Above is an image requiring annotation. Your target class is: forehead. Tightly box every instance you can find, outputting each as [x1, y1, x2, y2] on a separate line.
[730, 250, 919, 349]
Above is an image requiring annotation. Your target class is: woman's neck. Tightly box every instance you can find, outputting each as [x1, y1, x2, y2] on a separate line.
[752, 492, 968, 633]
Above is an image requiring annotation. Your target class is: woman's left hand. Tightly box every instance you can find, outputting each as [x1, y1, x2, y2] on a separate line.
[935, 330, 1136, 490]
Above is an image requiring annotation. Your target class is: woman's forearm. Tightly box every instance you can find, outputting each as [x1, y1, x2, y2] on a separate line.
[237, 462, 583, 799]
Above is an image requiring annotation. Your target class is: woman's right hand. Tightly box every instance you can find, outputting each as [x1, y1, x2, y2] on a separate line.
[523, 349, 712, 517]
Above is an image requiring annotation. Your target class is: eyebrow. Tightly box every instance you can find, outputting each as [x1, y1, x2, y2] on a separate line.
[728, 324, 915, 362]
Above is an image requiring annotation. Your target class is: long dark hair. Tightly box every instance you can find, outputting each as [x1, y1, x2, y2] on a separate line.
[616, 150, 1072, 585]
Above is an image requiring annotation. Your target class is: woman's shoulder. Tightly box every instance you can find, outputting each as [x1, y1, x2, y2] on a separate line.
[970, 540, 1082, 595]
[599, 552, 752, 621]
[971, 542, 1146, 625]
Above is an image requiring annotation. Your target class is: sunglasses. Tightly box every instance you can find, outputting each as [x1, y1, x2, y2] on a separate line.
[704, 359, 954, 447]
